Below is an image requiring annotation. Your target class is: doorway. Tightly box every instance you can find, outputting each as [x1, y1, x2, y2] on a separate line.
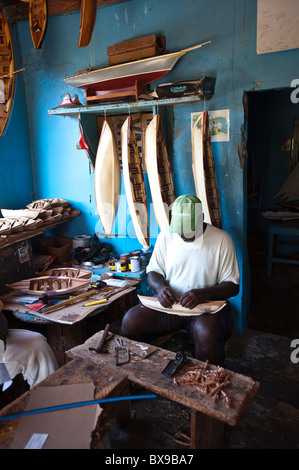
[245, 87, 299, 339]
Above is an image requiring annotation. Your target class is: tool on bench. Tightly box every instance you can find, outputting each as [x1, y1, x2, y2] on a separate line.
[84, 298, 108, 307]
[88, 323, 114, 353]
[115, 337, 130, 365]
[161, 351, 190, 378]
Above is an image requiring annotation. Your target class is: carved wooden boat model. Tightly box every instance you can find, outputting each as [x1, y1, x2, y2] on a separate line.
[7, 276, 91, 296]
[64, 41, 211, 92]
[0, 219, 12, 235]
[121, 116, 149, 248]
[0, 4, 14, 138]
[1, 208, 41, 219]
[78, 0, 97, 48]
[192, 111, 222, 228]
[95, 120, 121, 235]
[29, 0, 47, 50]
[145, 114, 175, 231]
[138, 295, 227, 316]
[38, 268, 92, 279]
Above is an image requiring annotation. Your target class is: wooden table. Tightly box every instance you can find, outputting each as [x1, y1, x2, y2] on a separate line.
[0, 357, 129, 449]
[3, 288, 136, 366]
[66, 331, 260, 449]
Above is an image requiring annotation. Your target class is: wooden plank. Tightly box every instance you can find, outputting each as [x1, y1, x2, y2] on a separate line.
[108, 45, 162, 66]
[107, 34, 158, 56]
[2, 0, 128, 23]
[66, 331, 260, 427]
[0, 358, 128, 449]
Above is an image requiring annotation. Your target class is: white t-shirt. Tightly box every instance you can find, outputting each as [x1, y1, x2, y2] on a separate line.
[146, 224, 240, 299]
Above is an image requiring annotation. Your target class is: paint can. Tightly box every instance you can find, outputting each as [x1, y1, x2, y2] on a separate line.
[129, 256, 140, 273]
[72, 235, 92, 249]
[140, 252, 149, 269]
[115, 260, 127, 273]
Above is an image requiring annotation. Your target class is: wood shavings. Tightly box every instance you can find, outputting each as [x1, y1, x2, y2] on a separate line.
[173, 360, 232, 408]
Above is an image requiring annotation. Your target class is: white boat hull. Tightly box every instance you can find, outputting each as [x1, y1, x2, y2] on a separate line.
[94, 120, 121, 235]
[192, 112, 222, 228]
[138, 295, 227, 316]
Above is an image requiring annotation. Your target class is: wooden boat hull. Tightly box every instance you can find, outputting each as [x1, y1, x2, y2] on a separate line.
[38, 268, 92, 279]
[138, 295, 227, 316]
[7, 276, 91, 296]
[64, 41, 211, 92]
[145, 114, 175, 231]
[94, 120, 121, 235]
[0, 4, 14, 138]
[29, 0, 47, 50]
[121, 116, 149, 248]
[78, 0, 97, 48]
[192, 111, 222, 228]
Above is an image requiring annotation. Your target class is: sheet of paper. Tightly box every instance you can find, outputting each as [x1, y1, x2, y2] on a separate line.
[10, 383, 101, 449]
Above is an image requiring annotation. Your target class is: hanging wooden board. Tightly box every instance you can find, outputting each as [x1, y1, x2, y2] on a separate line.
[0, 4, 14, 138]
[29, 0, 48, 49]
[94, 120, 121, 236]
[145, 114, 175, 231]
[78, 0, 97, 48]
[192, 111, 222, 229]
[121, 116, 149, 248]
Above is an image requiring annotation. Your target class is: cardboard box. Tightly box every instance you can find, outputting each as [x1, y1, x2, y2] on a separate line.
[38, 236, 72, 264]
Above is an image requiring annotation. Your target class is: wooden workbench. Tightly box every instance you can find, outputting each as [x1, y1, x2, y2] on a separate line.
[0, 358, 129, 449]
[3, 287, 136, 366]
[66, 331, 260, 449]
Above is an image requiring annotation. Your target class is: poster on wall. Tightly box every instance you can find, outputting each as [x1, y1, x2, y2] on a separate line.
[257, 0, 299, 54]
[191, 109, 230, 142]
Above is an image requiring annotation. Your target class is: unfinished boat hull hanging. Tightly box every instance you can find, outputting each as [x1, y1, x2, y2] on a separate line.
[192, 111, 221, 229]
[0, 4, 14, 138]
[121, 116, 149, 248]
[145, 114, 175, 231]
[29, 0, 48, 49]
[78, 0, 97, 48]
[94, 120, 121, 236]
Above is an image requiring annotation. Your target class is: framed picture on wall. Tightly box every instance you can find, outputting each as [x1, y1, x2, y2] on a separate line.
[191, 109, 230, 142]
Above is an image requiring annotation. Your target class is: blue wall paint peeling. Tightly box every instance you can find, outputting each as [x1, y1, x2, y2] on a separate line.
[1, 0, 299, 334]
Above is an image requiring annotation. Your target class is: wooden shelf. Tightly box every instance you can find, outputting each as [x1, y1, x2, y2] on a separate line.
[48, 95, 204, 117]
[0, 213, 79, 250]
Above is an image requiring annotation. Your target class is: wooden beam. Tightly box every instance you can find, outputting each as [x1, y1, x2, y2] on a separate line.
[1, 0, 128, 23]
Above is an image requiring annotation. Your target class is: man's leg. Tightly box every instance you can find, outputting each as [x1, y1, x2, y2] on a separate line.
[188, 305, 233, 366]
[120, 303, 186, 341]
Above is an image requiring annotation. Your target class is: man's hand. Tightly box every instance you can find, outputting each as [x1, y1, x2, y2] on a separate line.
[157, 286, 177, 309]
[179, 289, 209, 309]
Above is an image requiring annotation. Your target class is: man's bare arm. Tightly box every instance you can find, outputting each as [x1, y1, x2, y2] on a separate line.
[147, 271, 177, 308]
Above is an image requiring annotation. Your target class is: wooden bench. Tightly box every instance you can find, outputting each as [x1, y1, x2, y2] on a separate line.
[0, 357, 129, 449]
[66, 331, 260, 449]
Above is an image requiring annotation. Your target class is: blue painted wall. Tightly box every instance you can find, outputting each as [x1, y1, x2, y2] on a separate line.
[1, 0, 299, 334]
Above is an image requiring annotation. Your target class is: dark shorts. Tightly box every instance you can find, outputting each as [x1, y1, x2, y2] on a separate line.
[149, 302, 233, 344]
